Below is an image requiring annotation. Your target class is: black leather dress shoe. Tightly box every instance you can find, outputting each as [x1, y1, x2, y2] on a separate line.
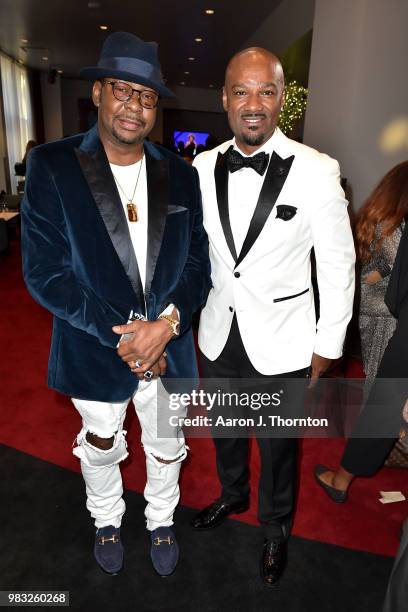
[190, 499, 249, 530]
[260, 539, 287, 588]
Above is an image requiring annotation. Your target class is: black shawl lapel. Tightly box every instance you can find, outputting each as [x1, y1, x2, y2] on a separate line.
[215, 149, 238, 262]
[144, 146, 169, 297]
[74, 132, 144, 302]
[235, 151, 295, 268]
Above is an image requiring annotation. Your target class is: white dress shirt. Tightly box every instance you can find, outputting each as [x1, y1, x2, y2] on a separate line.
[229, 130, 278, 254]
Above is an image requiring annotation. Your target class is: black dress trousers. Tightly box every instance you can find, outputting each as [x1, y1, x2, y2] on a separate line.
[199, 315, 309, 541]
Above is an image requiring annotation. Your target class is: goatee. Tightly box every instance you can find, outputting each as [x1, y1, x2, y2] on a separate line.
[112, 126, 144, 146]
[241, 131, 266, 147]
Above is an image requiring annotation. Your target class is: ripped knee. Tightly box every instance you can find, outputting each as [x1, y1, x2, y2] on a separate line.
[73, 428, 128, 468]
[153, 453, 184, 464]
[145, 446, 188, 469]
[86, 431, 114, 450]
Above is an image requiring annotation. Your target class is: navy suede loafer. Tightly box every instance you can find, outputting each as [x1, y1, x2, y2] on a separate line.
[94, 525, 124, 575]
[150, 527, 179, 577]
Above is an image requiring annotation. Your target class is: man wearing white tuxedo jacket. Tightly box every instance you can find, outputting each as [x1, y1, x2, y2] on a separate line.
[191, 48, 355, 587]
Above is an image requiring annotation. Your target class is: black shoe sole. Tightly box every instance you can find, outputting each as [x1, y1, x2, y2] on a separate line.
[191, 503, 250, 530]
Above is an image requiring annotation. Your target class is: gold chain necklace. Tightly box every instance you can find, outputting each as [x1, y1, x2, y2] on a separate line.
[112, 155, 144, 222]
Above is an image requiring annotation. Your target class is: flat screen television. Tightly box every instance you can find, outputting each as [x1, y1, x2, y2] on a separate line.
[173, 130, 210, 152]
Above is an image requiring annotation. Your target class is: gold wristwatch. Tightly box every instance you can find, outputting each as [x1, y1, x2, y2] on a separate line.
[158, 314, 180, 336]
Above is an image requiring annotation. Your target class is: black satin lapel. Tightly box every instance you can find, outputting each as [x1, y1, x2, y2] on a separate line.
[215, 151, 237, 262]
[145, 149, 169, 296]
[235, 152, 295, 268]
[74, 144, 144, 301]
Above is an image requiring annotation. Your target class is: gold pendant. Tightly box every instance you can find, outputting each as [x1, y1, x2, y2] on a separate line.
[127, 202, 138, 222]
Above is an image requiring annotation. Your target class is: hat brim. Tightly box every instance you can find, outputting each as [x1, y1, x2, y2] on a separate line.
[79, 66, 175, 98]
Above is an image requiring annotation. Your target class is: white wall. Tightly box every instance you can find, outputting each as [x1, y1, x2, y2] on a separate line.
[40, 72, 63, 143]
[304, 0, 408, 210]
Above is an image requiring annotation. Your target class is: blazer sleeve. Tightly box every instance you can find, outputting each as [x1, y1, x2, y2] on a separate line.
[165, 166, 211, 335]
[21, 148, 129, 348]
[385, 221, 408, 317]
[310, 157, 356, 359]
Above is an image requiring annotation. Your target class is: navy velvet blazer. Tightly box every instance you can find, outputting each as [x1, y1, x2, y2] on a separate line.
[21, 126, 211, 401]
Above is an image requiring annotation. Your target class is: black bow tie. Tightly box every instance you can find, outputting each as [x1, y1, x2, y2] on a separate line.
[226, 148, 269, 176]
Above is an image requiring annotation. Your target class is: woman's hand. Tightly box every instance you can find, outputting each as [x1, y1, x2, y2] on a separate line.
[363, 270, 383, 285]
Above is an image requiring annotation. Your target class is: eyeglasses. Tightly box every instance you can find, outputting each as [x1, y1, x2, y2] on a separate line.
[105, 80, 159, 109]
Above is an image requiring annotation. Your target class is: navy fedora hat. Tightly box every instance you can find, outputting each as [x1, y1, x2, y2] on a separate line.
[80, 31, 175, 98]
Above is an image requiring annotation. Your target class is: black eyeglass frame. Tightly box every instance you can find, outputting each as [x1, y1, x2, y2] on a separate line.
[104, 80, 160, 108]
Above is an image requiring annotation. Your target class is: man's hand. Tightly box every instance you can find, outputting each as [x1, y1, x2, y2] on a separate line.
[113, 319, 173, 373]
[309, 352, 332, 387]
[129, 353, 168, 380]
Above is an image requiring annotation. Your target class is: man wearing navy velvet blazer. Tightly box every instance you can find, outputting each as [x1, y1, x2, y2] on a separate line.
[192, 48, 355, 587]
[21, 32, 210, 577]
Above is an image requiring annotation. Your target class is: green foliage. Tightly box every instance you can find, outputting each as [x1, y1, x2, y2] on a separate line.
[278, 81, 308, 135]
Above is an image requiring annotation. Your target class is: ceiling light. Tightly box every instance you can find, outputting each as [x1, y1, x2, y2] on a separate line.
[99, 25, 108, 30]
[195, 37, 203, 43]
[57, 69, 63, 74]
[184, 71, 190, 75]
[42, 56, 49, 61]
[21, 38, 28, 43]
[205, 9, 215, 15]
[180, 81, 186, 86]
[188, 57, 195, 61]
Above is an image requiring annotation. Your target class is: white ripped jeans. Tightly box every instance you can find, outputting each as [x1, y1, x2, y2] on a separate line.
[72, 379, 186, 531]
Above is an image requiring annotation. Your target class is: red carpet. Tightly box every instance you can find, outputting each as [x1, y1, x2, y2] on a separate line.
[1, 239, 407, 557]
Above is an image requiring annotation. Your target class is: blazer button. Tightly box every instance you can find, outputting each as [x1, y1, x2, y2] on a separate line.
[234, 272, 240, 278]
[229, 306, 234, 312]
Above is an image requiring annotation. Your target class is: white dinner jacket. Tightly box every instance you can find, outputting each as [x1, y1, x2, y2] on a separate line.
[194, 128, 355, 375]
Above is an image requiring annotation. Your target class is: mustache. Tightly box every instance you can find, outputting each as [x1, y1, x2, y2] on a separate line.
[115, 114, 146, 126]
[241, 113, 267, 119]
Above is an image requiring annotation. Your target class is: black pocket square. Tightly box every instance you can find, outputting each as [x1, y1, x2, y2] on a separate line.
[276, 205, 297, 221]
